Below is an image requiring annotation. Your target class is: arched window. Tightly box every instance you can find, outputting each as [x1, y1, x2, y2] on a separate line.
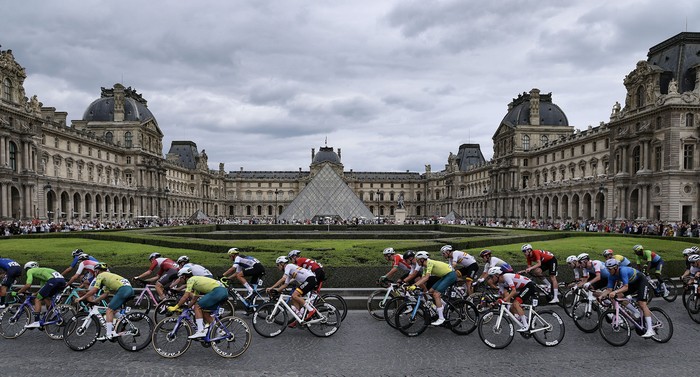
[636, 86, 645, 108]
[3, 78, 11, 101]
[686, 113, 694, 128]
[540, 135, 548, 145]
[124, 131, 133, 148]
[632, 146, 640, 172]
[105, 131, 113, 143]
[522, 134, 530, 151]
[9, 141, 17, 172]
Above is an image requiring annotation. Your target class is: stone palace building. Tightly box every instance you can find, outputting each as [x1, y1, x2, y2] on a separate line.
[0, 32, 699, 224]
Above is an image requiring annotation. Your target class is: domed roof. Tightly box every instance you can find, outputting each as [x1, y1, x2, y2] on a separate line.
[82, 84, 156, 123]
[501, 91, 568, 127]
[312, 146, 341, 164]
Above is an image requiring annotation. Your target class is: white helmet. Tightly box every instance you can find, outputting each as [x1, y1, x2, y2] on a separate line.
[148, 252, 161, 260]
[566, 255, 578, 264]
[689, 254, 700, 263]
[382, 247, 395, 255]
[227, 248, 240, 255]
[440, 245, 453, 255]
[487, 267, 503, 275]
[415, 251, 430, 260]
[521, 244, 533, 252]
[288, 249, 302, 258]
[605, 258, 620, 269]
[24, 261, 38, 270]
[177, 267, 193, 277]
[682, 248, 696, 256]
[276, 256, 288, 264]
[176, 255, 190, 264]
[577, 253, 590, 262]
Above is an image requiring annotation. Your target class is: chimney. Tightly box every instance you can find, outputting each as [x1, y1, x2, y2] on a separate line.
[113, 83, 125, 122]
[338, 148, 341, 160]
[529, 88, 540, 126]
[312, 148, 315, 161]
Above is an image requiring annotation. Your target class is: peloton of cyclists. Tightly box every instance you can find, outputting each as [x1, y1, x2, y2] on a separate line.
[520, 244, 560, 304]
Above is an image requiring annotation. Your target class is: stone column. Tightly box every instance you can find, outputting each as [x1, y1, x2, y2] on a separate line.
[0, 136, 5, 166]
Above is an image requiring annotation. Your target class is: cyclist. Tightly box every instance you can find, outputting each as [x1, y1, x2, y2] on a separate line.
[633, 244, 665, 294]
[134, 252, 179, 301]
[16, 262, 67, 329]
[577, 253, 609, 293]
[0, 256, 22, 309]
[681, 247, 698, 283]
[441, 245, 478, 296]
[65, 253, 99, 288]
[565, 255, 583, 284]
[75, 263, 134, 340]
[520, 244, 560, 304]
[476, 249, 513, 288]
[686, 254, 700, 296]
[487, 267, 536, 332]
[380, 247, 411, 284]
[602, 249, 631, 267]
[61, 248, 98, 277]
[266, 256, 317, 321]
[396, 250, 420, 286]
[171, 256, 214, 289]
[287, 250, 326, 290]
[167, 267, 229, 339]
[600, 258, 655, 338]
[222, 248, 265, 298]
[413, 251, 456, 326]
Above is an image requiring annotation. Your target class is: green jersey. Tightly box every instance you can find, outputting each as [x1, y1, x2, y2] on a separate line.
[25, 267, 63, 285]
[422, 259, 454, 277]
[185, 276, 223, 294]
[94, 271, 131, 292]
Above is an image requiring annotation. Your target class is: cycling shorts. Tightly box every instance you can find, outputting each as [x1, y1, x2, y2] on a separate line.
[295, 276, 317, 296]
[627, 275, 649, 302]
[198, 286, 229, 311]
[37, 278, 67, 300]
[157, 269, 179, 286]
[541, 258, 558, 276]
[432, 271, 457, 294]
[455, 264, 479, 281]
[591, 277, 608, 291]
[650, 259, 664, 274]
[242, 263, 266, 281]
[1, 266, 21, 288]
[109, 285, 135, 311]
[514, 281, 537, 304]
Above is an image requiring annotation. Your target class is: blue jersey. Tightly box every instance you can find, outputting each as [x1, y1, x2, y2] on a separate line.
[606, 266, 641, 289]
[70, 255, 98, 268]
[0, 258, 21, 271]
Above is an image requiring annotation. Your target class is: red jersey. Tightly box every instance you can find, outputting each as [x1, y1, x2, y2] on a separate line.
[148, 257, 178, 276]
[389, 254, 412, 272]
[526, 250, 554, 266]
[295, 257, 323, 272]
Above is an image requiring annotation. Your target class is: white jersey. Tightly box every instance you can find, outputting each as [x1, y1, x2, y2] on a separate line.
[690, 265, 700, 275]
[498, 273, 532, 295]
[582, 260, 605, 278]
[451, 251, 477, 267]
[283, 263, 315, 285]
[183, 263, 213, 277]
[233, 255, 260, 272]
[75, 260, 98, 276]
[484, 256, 510, 270]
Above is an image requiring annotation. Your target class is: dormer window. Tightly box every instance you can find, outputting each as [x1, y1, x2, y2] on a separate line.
[3, 78, 11, 101]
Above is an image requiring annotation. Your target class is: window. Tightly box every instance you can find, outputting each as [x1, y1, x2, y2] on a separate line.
[97, 150, 101, 159]
[417, 192, 421, 201]
[561, 150, 564, 159]
[592, 141, 597, 152]
[571, 147, 574, 157]
[522, 135, 530, 151]
[655, 147, 662, 171]
[544, 155, 547, 163]
[78, 144, 82, 154]
[632, 146, 640, 172]
[124, 132, 133, 148]
[66, 141, 71, 152]
[552, 153, 556, 162]
[581, 145, 585, 154]
[523, 158, 528, 167]
[686, 113, 694, 127]
[88, 147, 92, 157]
[126, 156, 131, 164]
[656, 116, 662, 130]
[605, 138, 609, 149]
[683, 144, 694, 169]
[540, 135, 548, 145]
[3, 78, 11, 101]
[636, 86, 645, 108]
[54, 137, 59, 148]
[42, 134, 46, 145]
[105, 131, 113, 143]
[9, 142, 17, 172]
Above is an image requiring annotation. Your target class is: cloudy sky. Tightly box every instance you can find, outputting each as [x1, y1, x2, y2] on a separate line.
[1, 1, 698, 173]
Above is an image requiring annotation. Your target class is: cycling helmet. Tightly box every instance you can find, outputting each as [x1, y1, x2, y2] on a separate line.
[487, 267, 503, 275]
[440, 245, 453, 255]
[77, 253, 91, 261]
[691, 246, 700, 253]
[227, 248, 240, 255]
[682, 248, 695, 256]
[148, 252, 161, 261]
[288, 250, 302, 258]
[632, 244, 644, 253]
[24, 261, 38, 270]
[604, 258, 620, 269]
[521, 244, 533, 253]
[602, 249, 614, 258]
[566, 255, 578, 264]
[403, 250, 416, 260]
[479, 249, 492, 258]
[276, 256, 288, 264]
[177, 266, 193, 277]
[72, 248, 84, 257]
[176, 255, 190, 264]
[94, 262, 109, 271]
[689, 254, 700, 263]
[415, 251, 430, 260]
[382, 247, 395, 255]
[577, 253, 590, 262]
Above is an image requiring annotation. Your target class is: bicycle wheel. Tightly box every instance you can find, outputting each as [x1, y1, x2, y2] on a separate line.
[649, 307, 673, 343]
[154, 299, 178, 323]
[117, 312, 154, 351]
[445, 299, 478, 335]
[686, 293, 700, 323]
[531, 309, 565, 347]
[306, 303, 341, 338]
[598, 309, 631, 347]
[44, 304, 77, 340]
[0, 303, 30, 339]
[572, 300, 600, 333]
[477, 310, 514, 349]
[252, 302, 287, 338]
[129, 294, 152, 315]
[561, 289, 577, 317]
[319, 294, 347, 322]
[367, 288, 388, 320]
[659, 278, 677, 302]
[151, 317, 192, 358]
[63, 313, 100, 351]
[395, 302, 429, 337]
[211, 316, 251, 358]
[383, 296, 405, 329]
[212, 300, 236, 318]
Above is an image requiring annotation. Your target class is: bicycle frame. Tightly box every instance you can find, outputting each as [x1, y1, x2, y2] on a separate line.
[267, 293, 323, 326]
[11, 294, 64, 327]
[167, 307, 232, 343]
[61, 286, 108, 312]
[133, 283, 160, 306]
[495, 302, 552, 335]
[76, 304, 136, 337]
[608, 298, 655, 332]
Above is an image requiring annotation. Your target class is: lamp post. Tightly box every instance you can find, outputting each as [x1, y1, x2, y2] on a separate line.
[164, 187, 170, 221]
[274, 189, 279, 224]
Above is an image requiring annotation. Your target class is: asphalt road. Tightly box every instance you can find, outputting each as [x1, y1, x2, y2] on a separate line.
[0, 299, 698, 377]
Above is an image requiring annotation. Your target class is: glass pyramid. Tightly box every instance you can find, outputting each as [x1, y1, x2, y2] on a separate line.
[279, 164, 376, 222]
